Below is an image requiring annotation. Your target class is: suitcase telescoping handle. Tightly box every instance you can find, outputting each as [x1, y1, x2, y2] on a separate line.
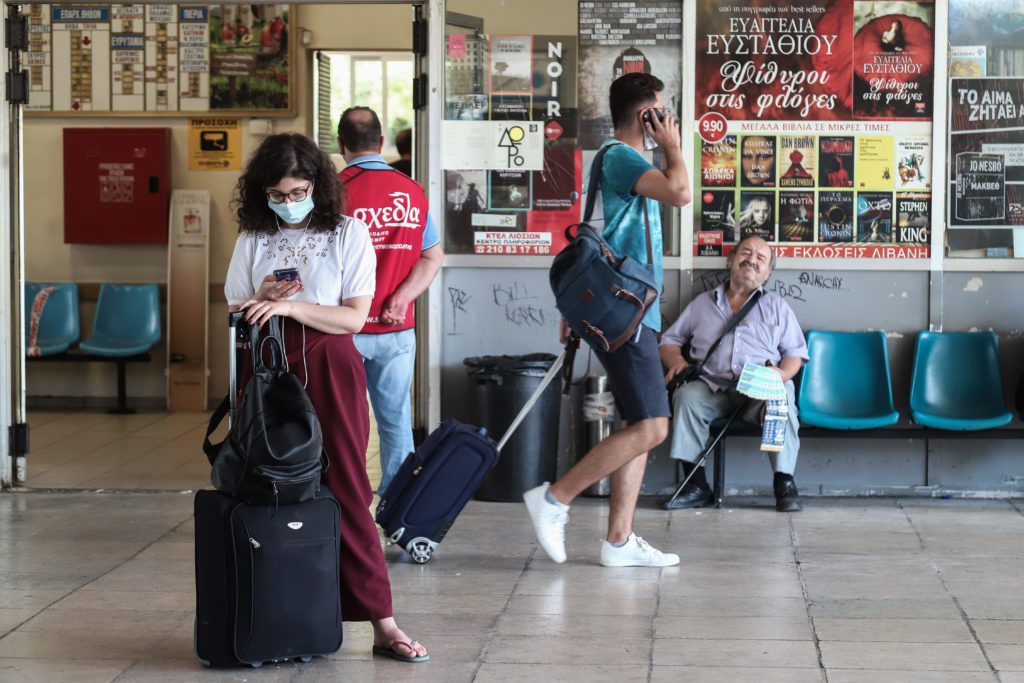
[227, 310, 248, 425]
[494, 350, 567, 453]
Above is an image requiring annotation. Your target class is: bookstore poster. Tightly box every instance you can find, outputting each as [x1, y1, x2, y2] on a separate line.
[443, 33, 581, 255]
[948, 78, 1024, 229]
[693, 0, 934, 258]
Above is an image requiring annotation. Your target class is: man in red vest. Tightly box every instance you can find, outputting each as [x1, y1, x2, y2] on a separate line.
[338, 107, 444, 491]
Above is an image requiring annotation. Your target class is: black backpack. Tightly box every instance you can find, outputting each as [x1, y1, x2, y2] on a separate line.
[203, 317, 325, 506]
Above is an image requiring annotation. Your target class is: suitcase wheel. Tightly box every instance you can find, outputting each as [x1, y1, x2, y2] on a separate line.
[249, 662, 263, 668]
[407, 537, 437, 564]
[299, 656, 313, 663]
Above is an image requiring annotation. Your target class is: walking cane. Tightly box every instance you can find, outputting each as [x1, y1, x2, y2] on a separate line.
[663, 397, 751, 509]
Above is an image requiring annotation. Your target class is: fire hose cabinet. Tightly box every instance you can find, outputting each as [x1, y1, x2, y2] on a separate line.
[63, 128, 171, 244]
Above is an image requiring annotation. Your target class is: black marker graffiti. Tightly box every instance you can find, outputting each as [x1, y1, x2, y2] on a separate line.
[492, 281, 547, 328]
[769, 280, 806, 302]
[695, 270, 730, 294]
[798, 272, 844, 291]
[447, 287, 471, 335]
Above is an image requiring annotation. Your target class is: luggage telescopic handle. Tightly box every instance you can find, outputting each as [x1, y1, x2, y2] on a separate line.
[227, 310, 247, 424]
[495, 350, 566, 453]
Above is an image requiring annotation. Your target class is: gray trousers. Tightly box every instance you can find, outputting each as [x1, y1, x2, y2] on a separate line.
[669, 380, 800, 475]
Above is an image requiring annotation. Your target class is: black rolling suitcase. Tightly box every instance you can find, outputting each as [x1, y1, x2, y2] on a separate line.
[194, 312, 343, 667]
[376, 349, 567, 563]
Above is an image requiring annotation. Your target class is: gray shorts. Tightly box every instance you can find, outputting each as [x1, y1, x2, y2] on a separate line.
[592, 325, 670, 423]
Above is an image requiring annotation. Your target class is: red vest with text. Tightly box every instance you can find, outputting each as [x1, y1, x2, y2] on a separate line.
[340, 165, 429, 334]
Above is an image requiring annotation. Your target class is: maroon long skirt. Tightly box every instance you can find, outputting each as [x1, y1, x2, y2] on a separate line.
[280, 321, 393, 622]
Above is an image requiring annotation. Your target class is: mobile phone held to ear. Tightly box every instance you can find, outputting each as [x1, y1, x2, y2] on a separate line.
[642, 108, 666, 126]
[273, 268, 300, 282]
[641, 108, 666, 151]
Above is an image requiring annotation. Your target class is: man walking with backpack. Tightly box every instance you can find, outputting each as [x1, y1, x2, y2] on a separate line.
[338, 107, 444, 492]
[524, 73, 692, 566]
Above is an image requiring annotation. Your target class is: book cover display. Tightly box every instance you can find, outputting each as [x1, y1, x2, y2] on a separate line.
[693, 0, 934, 258]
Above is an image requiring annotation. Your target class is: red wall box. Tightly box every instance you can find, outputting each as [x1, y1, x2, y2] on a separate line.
[63, 128, 171, 244]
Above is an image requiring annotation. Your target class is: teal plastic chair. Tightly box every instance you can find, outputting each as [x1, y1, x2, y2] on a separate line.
[24, 282, 80, 356]
[79, 284, 162, 356]
[909, 331, 1013, 431]
[798, 330, 900, 430]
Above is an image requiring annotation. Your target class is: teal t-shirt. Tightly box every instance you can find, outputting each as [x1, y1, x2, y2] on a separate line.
[595, 139, 663, 331]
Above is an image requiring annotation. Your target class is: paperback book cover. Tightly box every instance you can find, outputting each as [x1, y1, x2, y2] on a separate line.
[852, 1, 935, 120]
[778, 192, 815, 242]
[856, 135, 895, 189]
[856, 191, 894, 242]
[819, 136, 855, 188]
[740, 135, 777, 188]
[896, 136, 931, 189]
[739, 191, 775, 241]
[779, 136, 816, 188]
[895, 191, 931, 244]
[701, 135, 738, 187]
[818, 190, 855, 242]
[700, 190, 738, 242]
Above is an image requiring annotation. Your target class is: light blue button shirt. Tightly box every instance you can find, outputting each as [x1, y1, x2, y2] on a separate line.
[660, 283, 808, 391]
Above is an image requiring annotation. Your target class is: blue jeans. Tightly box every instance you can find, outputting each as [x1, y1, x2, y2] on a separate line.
[353, 328, 416, 491]
[669, 380, 800, 475]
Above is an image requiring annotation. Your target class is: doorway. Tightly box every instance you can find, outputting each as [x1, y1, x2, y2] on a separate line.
[6, 1, 440, 491]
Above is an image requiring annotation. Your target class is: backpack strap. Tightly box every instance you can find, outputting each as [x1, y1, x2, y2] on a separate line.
[583, 142, 654, 267]
[581, 143, 615, 223]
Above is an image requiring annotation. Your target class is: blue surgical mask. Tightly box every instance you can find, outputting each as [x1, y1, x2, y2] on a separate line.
[267, 193, 314, 225]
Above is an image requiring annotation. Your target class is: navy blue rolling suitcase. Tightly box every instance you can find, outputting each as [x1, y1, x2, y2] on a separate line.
[376, 351, 567, 563]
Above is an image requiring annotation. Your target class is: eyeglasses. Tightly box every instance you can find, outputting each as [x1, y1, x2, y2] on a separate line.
[266, 183, 312, 204]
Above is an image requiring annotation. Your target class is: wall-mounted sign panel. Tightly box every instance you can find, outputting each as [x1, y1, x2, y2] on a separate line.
[25, 3, 293, 116]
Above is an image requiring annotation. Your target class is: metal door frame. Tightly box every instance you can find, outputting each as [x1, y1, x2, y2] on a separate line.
[0, 0, 446, 487]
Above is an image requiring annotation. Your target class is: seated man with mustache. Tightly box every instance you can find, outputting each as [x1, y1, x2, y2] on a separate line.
[659, 236, 808, 512]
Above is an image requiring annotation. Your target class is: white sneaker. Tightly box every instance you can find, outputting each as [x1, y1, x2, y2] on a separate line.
[600, 533, 679, 567]
[523, 483, 569, 563]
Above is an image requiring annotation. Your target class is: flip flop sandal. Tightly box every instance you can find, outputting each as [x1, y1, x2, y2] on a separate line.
[372, 639, 430, 663]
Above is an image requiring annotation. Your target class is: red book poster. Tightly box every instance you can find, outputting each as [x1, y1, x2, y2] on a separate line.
[852, 1, 935, 120]
[779, 136, 816, 188]
[695, 0, 853, 122]
[701, 135, 737, 187]
[697, 230, 724, 256]
[818, 136, 855, 187]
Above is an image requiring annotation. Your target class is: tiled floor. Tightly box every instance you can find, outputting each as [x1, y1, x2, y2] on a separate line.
[4, 411, 1024, 681]
[24, 410, 382, 492]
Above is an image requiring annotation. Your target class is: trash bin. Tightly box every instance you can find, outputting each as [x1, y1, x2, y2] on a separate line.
[464, 353, 561, 502]
[582, 375, 613, 497]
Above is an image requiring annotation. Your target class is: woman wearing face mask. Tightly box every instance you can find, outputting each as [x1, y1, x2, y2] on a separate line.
[224, 133, 429, 664]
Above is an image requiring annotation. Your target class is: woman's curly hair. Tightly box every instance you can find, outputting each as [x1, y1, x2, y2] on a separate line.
[233, 133, 345, 234]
